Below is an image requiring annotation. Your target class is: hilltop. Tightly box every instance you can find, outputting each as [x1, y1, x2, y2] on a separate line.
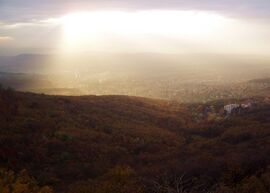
[1, 88, 270, 193]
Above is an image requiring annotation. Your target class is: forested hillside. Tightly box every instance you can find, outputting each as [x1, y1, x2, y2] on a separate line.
[1, 87, 270, 193]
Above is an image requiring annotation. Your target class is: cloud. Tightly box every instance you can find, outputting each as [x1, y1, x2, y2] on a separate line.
[0, 18, 60, 30]
[1, 0, 270, 23]
[0, 0, 270, 55]
[0, 36, 13, 43]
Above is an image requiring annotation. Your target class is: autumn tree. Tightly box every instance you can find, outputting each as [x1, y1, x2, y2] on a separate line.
[0, 168, 53, 193]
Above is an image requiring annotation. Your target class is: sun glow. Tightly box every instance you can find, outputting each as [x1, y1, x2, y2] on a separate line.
[61, 10, 228, 43]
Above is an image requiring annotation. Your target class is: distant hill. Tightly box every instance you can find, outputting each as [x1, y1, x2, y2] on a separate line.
[0, 71, 54, 91]
[1, 89, 270, 192]
[0, 54, 52, 73]
[1, 53, 270, 75]
[248, 78, 270, 84]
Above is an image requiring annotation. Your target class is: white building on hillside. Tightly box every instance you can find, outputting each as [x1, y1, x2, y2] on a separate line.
[224, 104, 240, 115]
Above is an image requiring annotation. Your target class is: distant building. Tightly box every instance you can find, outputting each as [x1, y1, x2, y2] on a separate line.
[224, 104, 240, 115]
[224, 101, 252, 116]
[241, 102, 252, 109]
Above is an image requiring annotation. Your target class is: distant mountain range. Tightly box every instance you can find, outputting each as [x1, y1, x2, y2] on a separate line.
[1, 53, 270, 75]
[0, 54, 52, 73]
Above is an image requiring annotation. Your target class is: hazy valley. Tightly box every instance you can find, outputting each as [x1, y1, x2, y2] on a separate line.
[1, 54, 270, 103]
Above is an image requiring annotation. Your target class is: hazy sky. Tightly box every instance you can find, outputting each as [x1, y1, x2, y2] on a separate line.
[1, 0, 270, 55]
